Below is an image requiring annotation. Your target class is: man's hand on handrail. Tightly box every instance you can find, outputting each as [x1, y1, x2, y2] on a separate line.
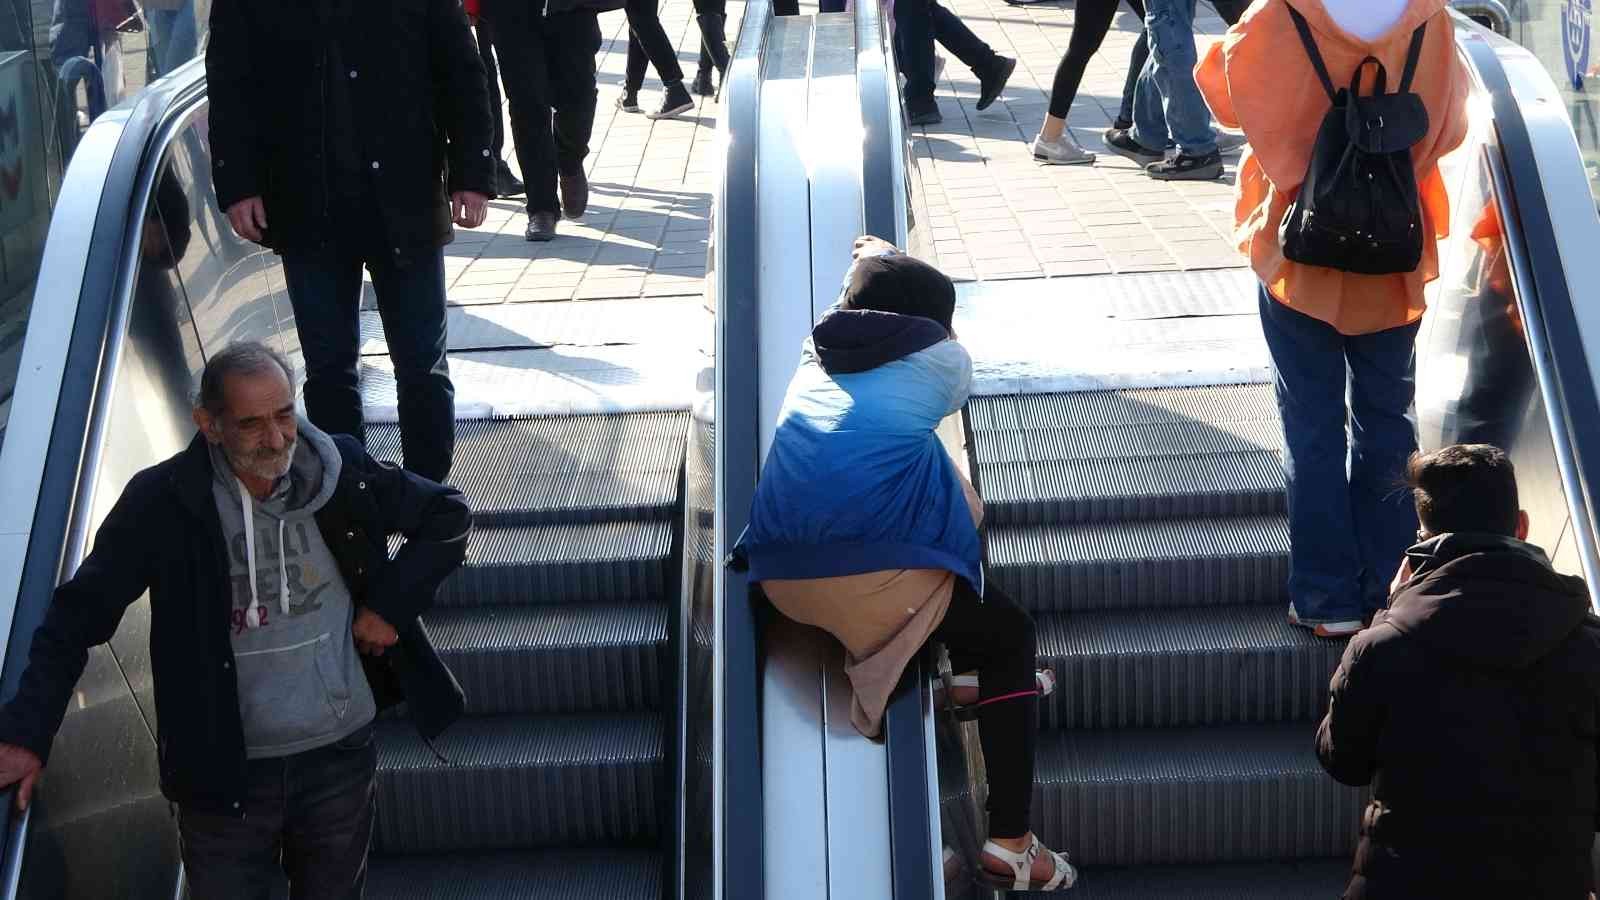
[0, 745, 42, 811]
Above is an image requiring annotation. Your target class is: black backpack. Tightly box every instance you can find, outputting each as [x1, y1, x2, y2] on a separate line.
[1279, 9, 1431, 275]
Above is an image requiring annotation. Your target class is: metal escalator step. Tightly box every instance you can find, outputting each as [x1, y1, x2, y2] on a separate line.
[374, 714, 663, 854]
[1033, 723, 1364, 866]
[439, 521, 672, 607]
[1034, 605, 1343, 730]
[368, 413, 687, 525]
[1033, 859, 1351, 899]
[987, 516, 1289, 612]
[368, 849, 663, 899]
[971, 419, 1283, 467]
[427, 604, 669, 716]
[969, 385, 1278, 433]
[982, 450, 1285, 526]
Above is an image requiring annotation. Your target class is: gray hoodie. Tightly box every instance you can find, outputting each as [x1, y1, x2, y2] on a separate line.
[209, 419, 377, 758]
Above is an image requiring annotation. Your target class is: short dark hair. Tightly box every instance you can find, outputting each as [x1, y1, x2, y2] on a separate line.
[1406, 444, 1520, 537]
[197, 342, 294, 416]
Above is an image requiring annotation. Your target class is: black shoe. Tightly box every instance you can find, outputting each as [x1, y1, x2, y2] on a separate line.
[907, 103, 942, 126]
[526, 211, 558, 242]
[976, 56, 1015, 111]
[495, 160, 524, 198]
[1146, 150, 1224, 181]
[691, 69, 715, 97]
[559, 172, 589, 220]
[616, 92, 642, 114]
[1102, 127, 1164, 165]
[1111, 117, 1133, 131]
[648, 81, 696, 120]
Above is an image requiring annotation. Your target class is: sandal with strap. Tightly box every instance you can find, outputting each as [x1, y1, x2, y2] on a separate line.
[938, 668, 1055, 721]
[980, 835, 1077, 891]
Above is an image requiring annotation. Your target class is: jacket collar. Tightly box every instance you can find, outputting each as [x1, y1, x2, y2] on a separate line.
[172, 432, 221, 520]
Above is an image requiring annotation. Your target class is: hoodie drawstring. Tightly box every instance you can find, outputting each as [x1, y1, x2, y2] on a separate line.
[238, 479, 290, 629]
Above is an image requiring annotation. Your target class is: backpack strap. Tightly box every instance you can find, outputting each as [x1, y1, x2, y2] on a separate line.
[1398, 17, 1429, 94]
[1286, 6, 1337, 101]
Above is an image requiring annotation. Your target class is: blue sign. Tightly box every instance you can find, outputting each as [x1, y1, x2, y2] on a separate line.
[1566, 0, 1592, 89]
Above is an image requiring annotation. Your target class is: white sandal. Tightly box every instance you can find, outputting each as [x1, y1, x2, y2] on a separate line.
[980, 835, 1077, 891]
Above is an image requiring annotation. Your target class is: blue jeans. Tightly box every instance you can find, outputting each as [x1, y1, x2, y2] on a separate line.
[178, 725, 376, 900]
[1130, 0, 1216, 155]
[283, 248, 455, 483]
[1258, 287, 1421, 623]
[147, 1, 198, 78]
[1118, 0, 1249, 125]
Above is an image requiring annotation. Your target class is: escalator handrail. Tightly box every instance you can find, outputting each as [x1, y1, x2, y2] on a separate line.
[1456, 25, 1600, 594]
[0, 64, 208, 895]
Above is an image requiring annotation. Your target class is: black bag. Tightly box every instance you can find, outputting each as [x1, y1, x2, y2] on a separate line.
[1279, 9, 1431, 275]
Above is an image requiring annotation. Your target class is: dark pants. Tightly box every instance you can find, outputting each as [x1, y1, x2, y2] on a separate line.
[1258, 286, 1421, 624]
[283, 247, 455, 483]
[622, 0, 683, 92]
[178, 726, 377, 900]
[485, 6, 599, 216]
[933, 579, 1037, 839]
[475, 22, 505, 159]
[626, 0, 730, 90]
[1116, 0, 1245, 126]
[1050, 0, 1144, 119]
[696, 0, 727, 75]
[896, 0, 1001, 110]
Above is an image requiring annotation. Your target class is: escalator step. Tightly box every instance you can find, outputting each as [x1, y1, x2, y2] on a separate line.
[1032, 723, 1364, 866]
[981, 450, 1285, 526]
[374, 714, 663, 854]
[428, 604, 669, 716]
[1024, 859, 1352, 898]
[987, 516, 1289, 612]
[1034, 605, 1343, 730]
[969, 384, 1278, 433]
[439, 521, 672, 607]
[367, 849, 664, 899]
[970, 419, 1282, 468]
[369, 414, 687, 525]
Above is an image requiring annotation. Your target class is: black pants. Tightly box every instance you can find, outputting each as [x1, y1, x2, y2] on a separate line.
[1048, 0, 1144, 119]
[1115, 0, 1245, 126]
[483, 5, 599, 216]
[932, 579, 1038, 839]
[622, 0, 683, 92]
[475, 22, 505, 158]
[626, 0, 731, 91]
[178, 726, 377, 900]
[282, 246, 455, 483]
[895, 0, 1000, 110]
[696, 0, 726, 74]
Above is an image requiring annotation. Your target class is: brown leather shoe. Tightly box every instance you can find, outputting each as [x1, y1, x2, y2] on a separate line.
[525, 211, 558, 242]
[559, 173, 588, 220]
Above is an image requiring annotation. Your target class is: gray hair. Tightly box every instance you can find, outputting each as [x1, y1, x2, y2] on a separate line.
[197, 341, 294, 416]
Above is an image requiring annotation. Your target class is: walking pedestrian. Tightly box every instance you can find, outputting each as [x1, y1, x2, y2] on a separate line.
[1101, 0, 1223, 179]
[690, 0, 730, 96]
[207, 0, 496, 485]
[897, 0, 1016, 126]
[618, 0, 731, 111]
[465, 0, 528, 197]
[0, 343, 470, 900]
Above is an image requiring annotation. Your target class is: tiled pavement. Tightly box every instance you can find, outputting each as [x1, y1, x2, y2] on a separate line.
[441, 0, 1246, 310]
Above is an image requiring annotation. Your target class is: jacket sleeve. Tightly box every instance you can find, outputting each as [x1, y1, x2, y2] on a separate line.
[1194, 34, 1239, 130]
[0, 475, 157, 764]
[429, 0, 496, 197]
[1316, 628, 1385, 786]
[204, 0, 265, 212]
[353, 443, 472, 628]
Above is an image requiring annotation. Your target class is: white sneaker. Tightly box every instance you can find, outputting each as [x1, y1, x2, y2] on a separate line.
[1287, 602, 1364, 639]
[1032, 132, 1095, 165]
[1216, 130, 1248, 154]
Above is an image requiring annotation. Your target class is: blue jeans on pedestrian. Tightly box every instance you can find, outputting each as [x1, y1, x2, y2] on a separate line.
[178, 724, 376, 900]
[147, 1, 197, 78]
[1258, 286, 1421, 623]
[1118, 0, 1248, 126]
[1131, 0, 1216, 156]
[283, 247, 455, 483]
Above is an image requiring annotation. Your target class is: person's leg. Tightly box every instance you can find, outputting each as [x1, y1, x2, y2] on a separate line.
[475, 22, 505, 159]
[366, 249, 455, 484]
[1115, 0, 1149, 128]
[693, 0, 729, 80]
[1257, 285, 1364, 627]
[281, 253, 367, 445]
[1127, 49, 1169, 153]
[623, 0, 686, 85]
[1140, 0, 1215, 156]
[486, 4, 560, 217]
[624, 33, 650, 97]
[928, 0, 997, 74]
[547, 11, 600, 215]
[1346, 318, 1423, 615]
[280, 728, 378, 900]
[819, 0, 847, 11]
[178, 759, 289, 900]
[1040, 0, 1121, 141]
[894, 0, 938, 116]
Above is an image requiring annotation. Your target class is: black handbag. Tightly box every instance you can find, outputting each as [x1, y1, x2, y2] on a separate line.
[1278, 9, 1431, 276]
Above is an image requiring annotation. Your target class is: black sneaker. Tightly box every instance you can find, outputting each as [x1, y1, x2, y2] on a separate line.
[906, 102, 942, 126]
[495, 160, 524, 198]
[1146, 150, 1224, 181]
[1102, 127, 1163, 165]
[616, 91, 642, 114]
[691, 69, 715, 97]
[976, 56, 1015, 111]
[648, 82, 695, 120]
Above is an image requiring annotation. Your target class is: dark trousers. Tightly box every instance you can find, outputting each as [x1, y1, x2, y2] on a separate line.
[933, 579, 1037, 839]
[178, 726, 377, 900]
[1050, 0, 1144, 119]
[623, 0, 684, 92]
[283, 247, 455, 483]
[1258, 286, 1421, 623]
[1116, 0, 1245, 125]
[895, 0, 1000, 110]
[475, 22, 504, 158]
[485, 6, 599, 216]
[696, 0, 727, 74]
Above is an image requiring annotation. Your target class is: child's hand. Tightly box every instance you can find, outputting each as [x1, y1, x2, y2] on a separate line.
[852, 234, 898, 260]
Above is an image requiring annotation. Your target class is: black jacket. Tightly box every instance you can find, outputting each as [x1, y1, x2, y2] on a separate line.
[0, 434, 471, 816]
[1317, 533, 1600, 899]
[206, 0, 496, 255]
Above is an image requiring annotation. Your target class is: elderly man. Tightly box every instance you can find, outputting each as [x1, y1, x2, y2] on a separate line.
[207, 0, 496, 484]
[0, 343, 470, 899]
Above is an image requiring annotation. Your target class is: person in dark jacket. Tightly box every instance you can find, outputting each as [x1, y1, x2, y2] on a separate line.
[206, 0, 496, 485]
[0, 343, 470, 899]
[1317, 443, 1600, 900]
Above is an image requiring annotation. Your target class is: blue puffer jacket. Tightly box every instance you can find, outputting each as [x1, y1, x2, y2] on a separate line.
[737, 299, 981, 592]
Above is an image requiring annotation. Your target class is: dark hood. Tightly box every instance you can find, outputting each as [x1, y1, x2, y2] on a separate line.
[1384, 532, 1593, 670]
[811, 308, 950, 375]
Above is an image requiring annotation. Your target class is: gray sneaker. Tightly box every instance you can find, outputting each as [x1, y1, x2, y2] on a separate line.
[1032, 132, 1094, 165]
[1216, 131, 1248, 154]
